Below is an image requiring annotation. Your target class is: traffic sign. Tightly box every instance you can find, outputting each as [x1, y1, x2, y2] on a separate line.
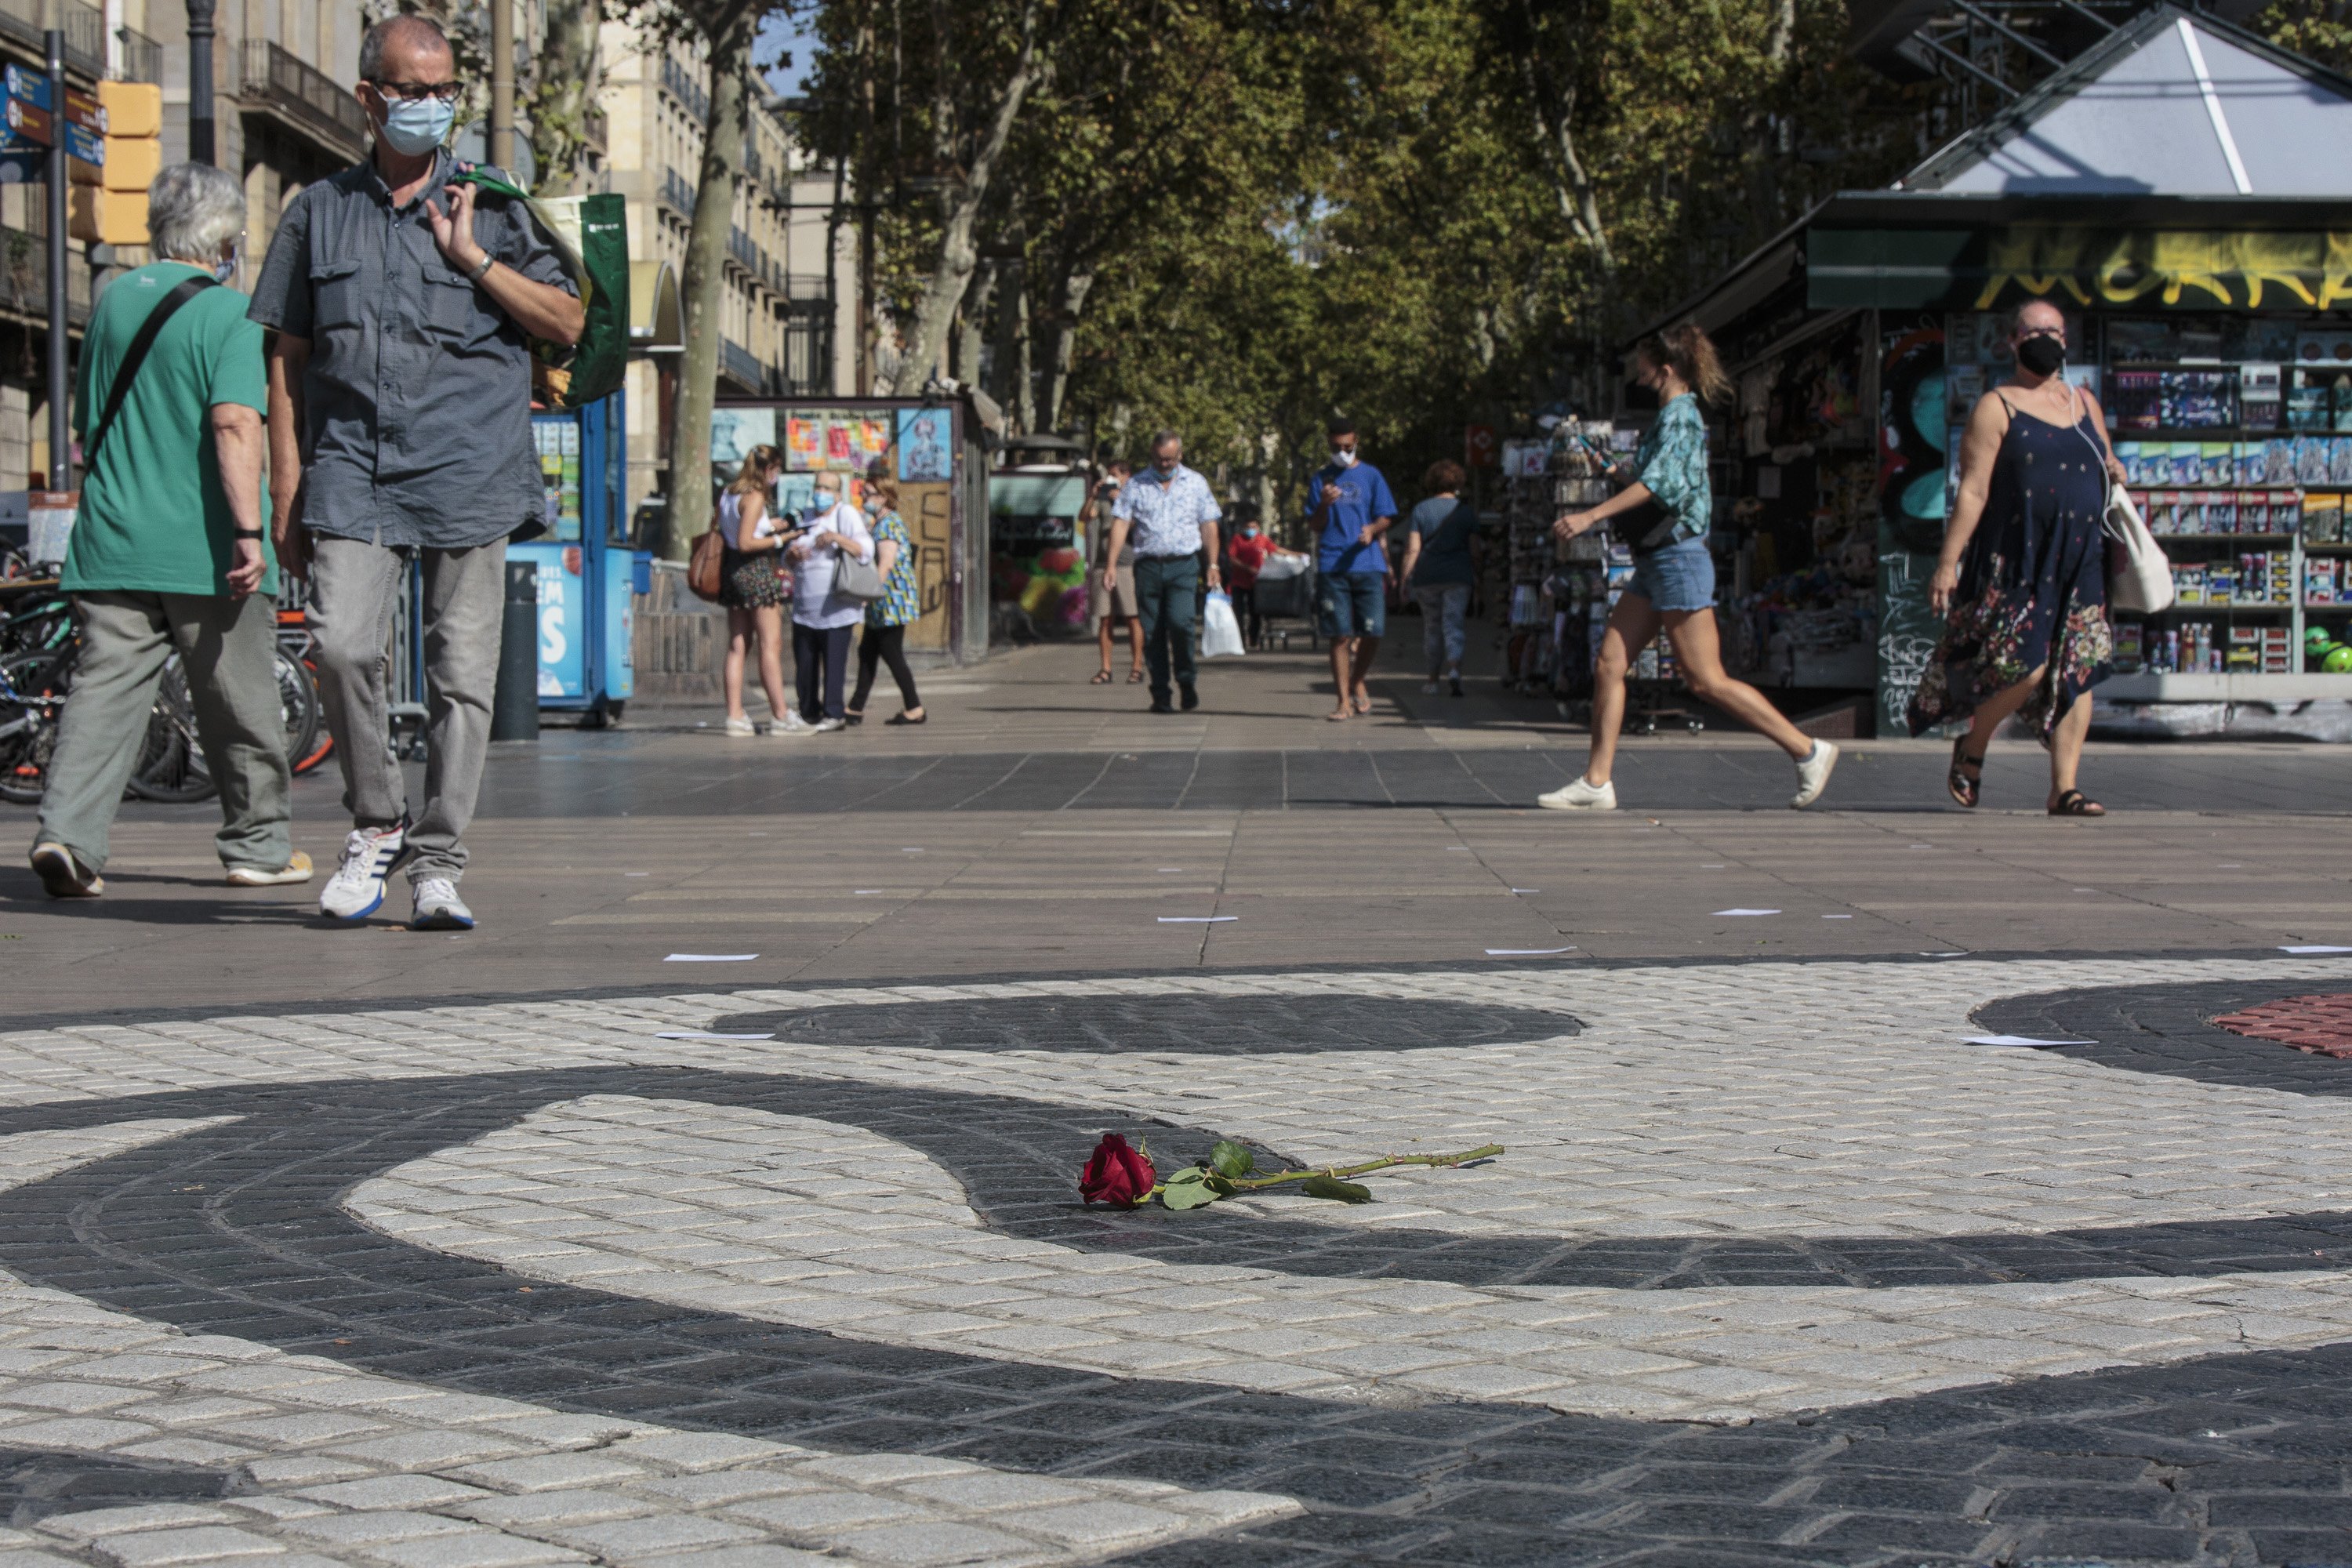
[5, 96, 51, 147]
[1465, 423, 1497, 467]
[5, 64, 45, 111]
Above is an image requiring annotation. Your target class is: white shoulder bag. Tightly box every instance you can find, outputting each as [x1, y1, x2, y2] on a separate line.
[2075, 407, 2173, 615]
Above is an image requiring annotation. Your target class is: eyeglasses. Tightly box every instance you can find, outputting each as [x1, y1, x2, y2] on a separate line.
[368, 78, 463, 103]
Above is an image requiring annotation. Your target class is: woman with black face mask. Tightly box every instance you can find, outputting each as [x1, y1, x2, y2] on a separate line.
[1908, 299, 2127, 816]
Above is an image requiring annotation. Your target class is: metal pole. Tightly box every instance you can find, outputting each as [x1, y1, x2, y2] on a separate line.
[45, 29, 67, 492]
[489, 0, 514, 172]
[185, 0, 215, 164]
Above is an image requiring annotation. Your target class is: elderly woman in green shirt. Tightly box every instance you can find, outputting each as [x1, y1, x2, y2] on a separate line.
[1537, 321, 1838, 814]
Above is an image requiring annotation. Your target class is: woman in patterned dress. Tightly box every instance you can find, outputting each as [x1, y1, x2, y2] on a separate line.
[847, 477, 926, 725]
[1910, 299, 2122, 816]
[717, 444, 800, 738]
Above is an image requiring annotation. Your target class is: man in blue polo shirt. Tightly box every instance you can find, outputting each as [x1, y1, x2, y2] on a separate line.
[1306, 419, 1396, 720]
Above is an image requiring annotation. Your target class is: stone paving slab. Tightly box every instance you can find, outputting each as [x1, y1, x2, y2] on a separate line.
[0, 957, 2347, 1562]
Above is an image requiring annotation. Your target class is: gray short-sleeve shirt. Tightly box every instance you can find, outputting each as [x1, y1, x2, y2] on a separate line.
[247, 149, 575, 550]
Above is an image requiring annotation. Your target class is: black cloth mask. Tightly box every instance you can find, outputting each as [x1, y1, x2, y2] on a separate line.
[2015, 335, 2067, 376]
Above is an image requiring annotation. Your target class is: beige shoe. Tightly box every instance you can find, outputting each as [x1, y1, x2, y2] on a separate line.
[1536, 776, 1617, 811]
[29, 842, 102, 898]
[227, 851, 314, 887]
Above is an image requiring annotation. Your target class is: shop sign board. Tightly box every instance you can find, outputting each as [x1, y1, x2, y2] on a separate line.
[1464, 423, 1497, 467]
[4, 96, 50, 147]
[1811, 225, 2352, 314]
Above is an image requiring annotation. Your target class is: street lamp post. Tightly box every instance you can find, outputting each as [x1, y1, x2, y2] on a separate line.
[186, 0, 215, 164]
[44, 28, 66, 490]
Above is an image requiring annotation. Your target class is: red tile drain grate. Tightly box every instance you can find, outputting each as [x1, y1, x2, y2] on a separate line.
[2212, 993, 2352, 1061]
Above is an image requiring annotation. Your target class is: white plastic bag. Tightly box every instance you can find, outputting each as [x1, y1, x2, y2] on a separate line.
[1200, 590, 1246, 657]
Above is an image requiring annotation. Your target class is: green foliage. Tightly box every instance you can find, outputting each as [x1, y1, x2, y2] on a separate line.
[1209, 1141, 1255, 1180]
[1159, 1168, 1221, 1209]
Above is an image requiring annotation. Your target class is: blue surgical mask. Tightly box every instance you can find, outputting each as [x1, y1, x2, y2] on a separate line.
[1241, 526, 1260, 538]
[376, 95, 455, 158]
[212, 240, 241, 285]
[811, 488, 838, 512]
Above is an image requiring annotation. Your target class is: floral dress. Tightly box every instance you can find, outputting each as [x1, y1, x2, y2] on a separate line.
[866, 511, 920, 628]
[1907, 390, 2114, 739]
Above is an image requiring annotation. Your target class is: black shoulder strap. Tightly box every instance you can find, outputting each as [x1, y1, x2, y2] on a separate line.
[85, 274, 219, 470]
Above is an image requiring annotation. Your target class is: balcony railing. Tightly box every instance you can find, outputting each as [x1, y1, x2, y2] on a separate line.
[659, 165, 695, 217]
[114, 25, 160, 84]
[241, 39, 368, 161]
[782, 313, 833, 397]
[719, 337, 769, 394]
[659, 56, 708, 122]
[0, 0, 102, 78]
[0, 224, 89, 325]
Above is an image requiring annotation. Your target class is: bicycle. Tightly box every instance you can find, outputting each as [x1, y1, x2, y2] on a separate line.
[125, 648, 323, 804]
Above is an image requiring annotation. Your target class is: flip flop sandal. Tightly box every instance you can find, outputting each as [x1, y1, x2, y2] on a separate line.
[1089, 670, 1113, 684]
[1352, 693, 1373, 715]
[2048, 789, 2106, 817]
[1127, 670, 1146, 684]
[1947, 735, 1985, 808]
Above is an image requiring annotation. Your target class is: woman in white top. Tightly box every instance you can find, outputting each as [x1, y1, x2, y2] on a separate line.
[782, 475, 876, 733]
[717, 445, 800, 738]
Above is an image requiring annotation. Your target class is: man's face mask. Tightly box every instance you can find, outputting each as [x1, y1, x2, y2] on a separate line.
[1332, 447, 1358, 468]
[1241, 526, 1260, 539]
[374, 92, 456, 157]
[812, 488, 838, 511]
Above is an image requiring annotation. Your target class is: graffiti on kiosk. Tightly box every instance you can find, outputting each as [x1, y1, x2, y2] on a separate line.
[1973, 228, 2352, 311]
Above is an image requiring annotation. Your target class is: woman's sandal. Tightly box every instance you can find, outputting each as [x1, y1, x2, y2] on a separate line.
[2048, 789, 2106, 817]
[1947, 736, 1985, 808]
[1127, 669, 1146, 684]
[1089, 670, 1113, 684]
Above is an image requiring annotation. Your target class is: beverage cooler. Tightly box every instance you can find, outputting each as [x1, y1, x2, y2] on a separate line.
[508, 394, 648, 724]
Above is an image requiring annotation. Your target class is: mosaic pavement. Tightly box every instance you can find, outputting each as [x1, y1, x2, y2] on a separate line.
[0, 956, 2350, 1566]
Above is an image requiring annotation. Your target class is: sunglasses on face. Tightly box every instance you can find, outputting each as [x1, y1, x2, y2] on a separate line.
[368, 78, 463, 103]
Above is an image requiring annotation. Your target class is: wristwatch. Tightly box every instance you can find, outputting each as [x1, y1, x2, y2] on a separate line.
[466, 252, 495, 285]
[233, 528, 264, 539]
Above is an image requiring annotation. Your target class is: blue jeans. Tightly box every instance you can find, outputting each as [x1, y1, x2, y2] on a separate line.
[1318, 571, 1388, 638]
[1134, 554, 1199, 699]
[1628, 536, 1715, 613]
[1415, 583, 1470, 671]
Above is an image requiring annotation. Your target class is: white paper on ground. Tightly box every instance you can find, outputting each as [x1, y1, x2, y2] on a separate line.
[654, 1031, 776, 1041]
[1963, 1035, 2093, 1047]
[1510, 888, 1540, 895]
[1822, 914, 1854, 919]
[1713, 909, 1781, 916]
[664, 953, 759, 963]
[1159, 916, 1237, 923]
[1920, 950, 1969, 957]
[1486, 946, 1577, 956]
[2281, 946, 2352, 954]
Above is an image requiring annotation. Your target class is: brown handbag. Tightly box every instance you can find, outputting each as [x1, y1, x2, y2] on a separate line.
[687, 526, 727, 603]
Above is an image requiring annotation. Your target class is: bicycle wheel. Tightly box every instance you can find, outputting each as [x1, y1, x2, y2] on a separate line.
[274, 649, 322, 770]
[289, 658, 332, 775]
[0, 648, 67, 804]
[127, 659, 216, 804]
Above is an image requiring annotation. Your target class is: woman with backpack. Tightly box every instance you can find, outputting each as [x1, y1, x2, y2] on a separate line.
[716, 444, 800, 738]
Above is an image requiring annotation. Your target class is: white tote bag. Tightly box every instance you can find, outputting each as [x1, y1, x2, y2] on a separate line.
[1200, 590, 1247, 658]
[2075, 422, 2172, 615]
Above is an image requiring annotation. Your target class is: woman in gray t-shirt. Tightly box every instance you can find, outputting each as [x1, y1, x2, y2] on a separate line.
[1399, 460, 1483, 696]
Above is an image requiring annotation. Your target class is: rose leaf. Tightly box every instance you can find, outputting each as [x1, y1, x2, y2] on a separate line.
[1301, 1175, 1373, 1203]
[1208, 1139, 1255, 1179]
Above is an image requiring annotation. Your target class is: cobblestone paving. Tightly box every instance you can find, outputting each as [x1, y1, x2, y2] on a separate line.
[0, 956, 2350, 1564]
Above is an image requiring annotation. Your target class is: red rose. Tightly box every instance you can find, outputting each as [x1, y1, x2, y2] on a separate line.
[1079, 1133, 1156, 1207]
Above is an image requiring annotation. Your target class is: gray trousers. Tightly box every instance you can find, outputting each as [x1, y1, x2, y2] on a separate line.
[307, 535, 504, 884]
[35, 589, 291, 874]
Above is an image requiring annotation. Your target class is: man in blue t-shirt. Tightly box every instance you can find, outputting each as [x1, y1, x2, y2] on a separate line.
[1305, 419, 1396, 721]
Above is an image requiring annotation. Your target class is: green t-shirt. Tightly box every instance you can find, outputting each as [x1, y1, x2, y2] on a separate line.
[62, 262, 273, 597]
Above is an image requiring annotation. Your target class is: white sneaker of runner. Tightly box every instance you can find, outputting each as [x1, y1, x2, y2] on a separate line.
[1537, 775, 1617, 811]
[409, 877, 475, 931]
[1791, 739, 1839, 810]
[320, 822, 405, 921]
[775, 710, 815, 735]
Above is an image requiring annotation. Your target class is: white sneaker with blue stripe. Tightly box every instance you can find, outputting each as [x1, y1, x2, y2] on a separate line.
[409, 877, 474, 931]
[320, 822, 405, 921]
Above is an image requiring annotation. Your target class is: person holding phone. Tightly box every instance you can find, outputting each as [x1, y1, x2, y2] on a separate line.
[1083, 459, 1142, 684]
[783, 478, 876, 733]
[1538, 321, 1836, 812]
[715, 444, 800, 737]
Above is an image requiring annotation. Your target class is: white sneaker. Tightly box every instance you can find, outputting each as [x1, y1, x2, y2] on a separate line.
[1421, 681, 1441, 695]
[723, 715, 756, 738]
[812, 717, 848, 733]
[1791, 739, 1839, 809]
[1537, 775, 1617, 811]
[774, 710, 815, 735]
[321, 822, 406, 920]
[29, 841, 102, 898]
[410, 877, 474, 931]
[227, 851, 314, 887]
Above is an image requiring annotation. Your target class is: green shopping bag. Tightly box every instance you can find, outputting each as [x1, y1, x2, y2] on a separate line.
[451, 166, 630, 409]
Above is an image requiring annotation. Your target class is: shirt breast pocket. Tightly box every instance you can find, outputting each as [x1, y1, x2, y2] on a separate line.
[310, 259, 363, 331]
[420, 264, 483, 340]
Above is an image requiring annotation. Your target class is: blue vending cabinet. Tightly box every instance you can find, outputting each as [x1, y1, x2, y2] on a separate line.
[511, 394, 647, 723]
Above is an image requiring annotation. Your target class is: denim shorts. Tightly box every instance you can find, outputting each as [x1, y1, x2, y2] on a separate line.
[1627, 536, 1715, 613]
[1317, 571, 1388, 637]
